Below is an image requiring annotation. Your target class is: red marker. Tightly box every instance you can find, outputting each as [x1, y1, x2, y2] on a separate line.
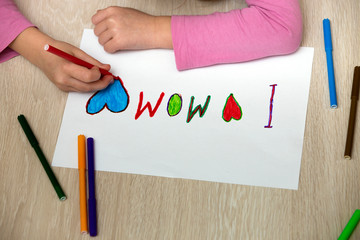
[44, 44, 118, 79]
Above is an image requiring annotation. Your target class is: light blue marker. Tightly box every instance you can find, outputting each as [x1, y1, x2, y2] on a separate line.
[323, 18, 337, 109]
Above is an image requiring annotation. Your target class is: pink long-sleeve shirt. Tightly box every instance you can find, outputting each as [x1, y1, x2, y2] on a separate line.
[0, 0, 34, 63]
[171, 0, 302, 70]
[0, 0, 302, 70]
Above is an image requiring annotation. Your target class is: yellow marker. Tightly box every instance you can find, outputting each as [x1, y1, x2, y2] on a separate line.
[78, 135, 88, 234]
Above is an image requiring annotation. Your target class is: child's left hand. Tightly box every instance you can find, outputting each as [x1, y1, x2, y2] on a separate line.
[92, 6, 172, 53]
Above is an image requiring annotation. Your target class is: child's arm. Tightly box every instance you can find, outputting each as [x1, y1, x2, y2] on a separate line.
[1, 0, 113, 92]
[92, 0, 302, 70]
[171, 0, 303, 70]
[9, 27, 114, 92]
[0, 0, 34, 63]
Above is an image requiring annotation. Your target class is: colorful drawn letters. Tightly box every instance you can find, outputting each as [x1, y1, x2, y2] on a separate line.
[86, 78, 277, 127]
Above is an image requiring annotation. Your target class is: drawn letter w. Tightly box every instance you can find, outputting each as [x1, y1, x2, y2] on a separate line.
[135, 92, 165, 120]
[186, 96, 211, 123]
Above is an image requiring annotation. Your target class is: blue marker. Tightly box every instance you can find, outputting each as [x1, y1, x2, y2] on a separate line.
[323, 19, 337, 109]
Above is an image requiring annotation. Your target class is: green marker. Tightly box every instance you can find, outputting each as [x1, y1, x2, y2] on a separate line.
[18, 115, 66, 201]
[339, 209, 360, 240]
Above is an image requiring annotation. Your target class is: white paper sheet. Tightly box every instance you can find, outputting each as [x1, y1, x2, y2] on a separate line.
[52, 29, 314, 189]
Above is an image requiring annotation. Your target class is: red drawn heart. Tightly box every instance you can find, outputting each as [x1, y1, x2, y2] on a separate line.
[222, 94, 242, 122]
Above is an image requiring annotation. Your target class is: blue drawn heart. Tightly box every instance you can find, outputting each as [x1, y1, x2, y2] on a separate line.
[86, 79, 129, 114]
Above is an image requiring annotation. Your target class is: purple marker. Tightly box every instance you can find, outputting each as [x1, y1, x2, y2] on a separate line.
[87, 138, 97, 236]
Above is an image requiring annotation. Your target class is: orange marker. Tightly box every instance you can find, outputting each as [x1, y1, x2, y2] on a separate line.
[78, 135, 88, 234]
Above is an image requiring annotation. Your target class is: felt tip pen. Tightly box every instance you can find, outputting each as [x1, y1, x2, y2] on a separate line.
[323, 19, 338, 109]
[78, 135, 88, 234]
[44, 44, 118, 79]
[338, 209, 360, 240]
[17, 114, 66, 201]
[87, 138, 97, 236]
[344, 66, 360, 160]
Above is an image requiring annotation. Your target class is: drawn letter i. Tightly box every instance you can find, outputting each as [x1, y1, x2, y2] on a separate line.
[264, 84, 277, 128]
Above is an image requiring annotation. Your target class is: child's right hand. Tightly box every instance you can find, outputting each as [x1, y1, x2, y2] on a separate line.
[40, 40, 114, 92]
[9, 27, 114, 92]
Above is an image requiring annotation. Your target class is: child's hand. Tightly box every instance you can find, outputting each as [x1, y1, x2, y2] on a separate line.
[92, 6, 172, 53]
[40, 41, 114, 92]
[9, 27, 114, 92]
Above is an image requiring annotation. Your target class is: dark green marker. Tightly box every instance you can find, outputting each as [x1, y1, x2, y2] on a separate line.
[17, 114, 66, 201]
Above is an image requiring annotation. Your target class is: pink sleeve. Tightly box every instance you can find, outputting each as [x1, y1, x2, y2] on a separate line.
[0, 0, 35, 63]
[171, 0, 302, 70]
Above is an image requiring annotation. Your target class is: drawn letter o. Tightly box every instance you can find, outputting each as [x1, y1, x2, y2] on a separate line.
[167, 93, 182, 117]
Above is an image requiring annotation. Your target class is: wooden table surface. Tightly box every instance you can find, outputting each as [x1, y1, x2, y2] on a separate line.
[1, 0, 360, 239]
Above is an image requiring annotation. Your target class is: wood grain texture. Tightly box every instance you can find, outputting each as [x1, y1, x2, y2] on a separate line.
[1, 0, 359, 239]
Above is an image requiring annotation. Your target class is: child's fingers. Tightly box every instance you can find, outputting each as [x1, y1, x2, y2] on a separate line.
[92, 8, 110, 25]
[78, 75, 114, 92]
[66, 74, 113, 92]
[63, 63, 102, 83]
[103, 39, 119, 53]
[72, 47, 110, 70]
[93, 20, 108, 37]
[98, 30, 113, 46]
